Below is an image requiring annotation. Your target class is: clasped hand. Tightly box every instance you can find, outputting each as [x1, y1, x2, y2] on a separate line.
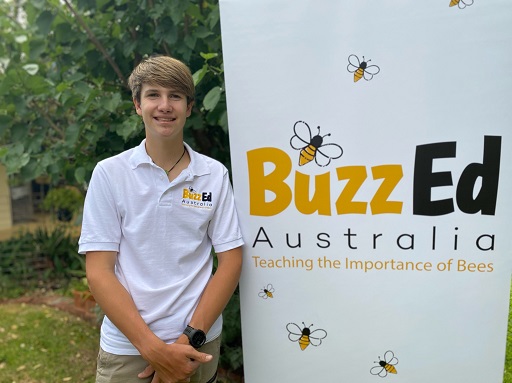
[138, 340, 212, 383]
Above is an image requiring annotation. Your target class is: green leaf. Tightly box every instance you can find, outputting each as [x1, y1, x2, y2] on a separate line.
[103, 93, 122, 113]
[192, 65, 208, 86]
[10, 124, 30, 143]
[75, 81, 92, 99]
[67, 72, 86, 83]
[203, 86, 222, 111]
[0, 115, 13, 136]
[74, 167, 86, 184]
[200, 52, 218, 61]
[29, 40, 47, 60]
[65, 124, 80, 146]
[207, 5, 220, 29]
[36, 11, 55, 35]
[195, 27, 213, 39]
[219, 110, 228, 133]
[25, 75, 50, 95]
[116, 115, 141, 140]
[184, 35, 197, 50]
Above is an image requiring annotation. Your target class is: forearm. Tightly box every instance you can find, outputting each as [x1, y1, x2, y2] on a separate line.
[85, 252, 165, 358]
[188, 246, 243, 333]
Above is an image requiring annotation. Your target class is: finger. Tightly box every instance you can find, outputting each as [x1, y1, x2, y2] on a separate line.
[188, 351, 213, 363]
[138, 364, 155, 378]
[150, 371, 160, 383]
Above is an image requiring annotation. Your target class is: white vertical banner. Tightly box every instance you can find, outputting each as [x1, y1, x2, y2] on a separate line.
[220, 1, 512, 382]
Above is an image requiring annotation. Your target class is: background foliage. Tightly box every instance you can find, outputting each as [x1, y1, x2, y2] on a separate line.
[0, 0, 243, 374]
[0, 0, 229, 187]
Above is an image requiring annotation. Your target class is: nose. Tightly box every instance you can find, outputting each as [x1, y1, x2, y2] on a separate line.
[158, 97, 173, 112]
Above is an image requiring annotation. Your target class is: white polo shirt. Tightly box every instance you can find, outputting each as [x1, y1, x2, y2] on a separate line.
[78, 140, 244, 355]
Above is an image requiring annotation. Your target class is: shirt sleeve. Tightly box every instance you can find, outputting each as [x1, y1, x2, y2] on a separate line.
[78, 163, 122, 254]
[208, 167, 244, 253]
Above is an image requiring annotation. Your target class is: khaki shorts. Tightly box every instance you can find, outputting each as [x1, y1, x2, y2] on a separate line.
[95, 336, 221, 383]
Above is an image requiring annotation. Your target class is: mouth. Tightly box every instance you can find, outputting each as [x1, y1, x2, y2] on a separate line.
[154, 117, 176, 122]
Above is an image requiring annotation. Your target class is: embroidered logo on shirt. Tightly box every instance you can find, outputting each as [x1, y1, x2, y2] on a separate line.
[182, 187, 213, 209]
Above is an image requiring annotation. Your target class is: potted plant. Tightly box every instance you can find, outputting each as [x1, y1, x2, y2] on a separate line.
[42, 186, 84, 222]
[69, 277, 96, 312]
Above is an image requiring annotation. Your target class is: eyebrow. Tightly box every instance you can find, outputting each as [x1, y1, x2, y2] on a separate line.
[143, 88, 161, 94]
[143, 88, 181, 95]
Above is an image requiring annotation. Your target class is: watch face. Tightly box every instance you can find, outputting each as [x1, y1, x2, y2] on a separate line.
[192, 331, 206, 347]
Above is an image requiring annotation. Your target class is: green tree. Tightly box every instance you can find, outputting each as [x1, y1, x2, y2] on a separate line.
[0, 0, 243, 375]
[0, 0, 229, 187]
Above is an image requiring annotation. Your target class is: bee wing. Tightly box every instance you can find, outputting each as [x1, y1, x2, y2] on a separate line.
[365, 64, 380, 75]
[347, 54, 361, 72]
[258, 291, 268, 298]
[370, 366, 387, 377]
[266, 284, 275, 292]
[315, 143, 343, 167]
[459, 0, 473, 8]
[290, 121, 312, 149]
[363, 65, 380, 81]
[384, 351, 398, 365]
[286, 323, 303, 342]
[317, 143, 343, 160]
[309, 329, 328, 346]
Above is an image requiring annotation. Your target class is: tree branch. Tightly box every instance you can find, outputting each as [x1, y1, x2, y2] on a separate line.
[62, 0, 128, 87]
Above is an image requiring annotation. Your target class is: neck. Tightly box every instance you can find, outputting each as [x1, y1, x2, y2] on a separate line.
[145, 139, 187, 172]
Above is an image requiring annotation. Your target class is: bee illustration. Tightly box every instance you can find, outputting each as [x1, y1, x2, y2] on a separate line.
[189, 186, 196, 193]
[286, 322, 327, 351]
[449, 0, 473, 8]
[258, 284, 274, 299]
[370, 350, 399, 378]
[290, 121, 343, 167]
[347, 54, 380, 82]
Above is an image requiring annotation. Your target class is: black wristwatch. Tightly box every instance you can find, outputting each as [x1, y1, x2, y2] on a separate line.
[184, 325, 206, 348]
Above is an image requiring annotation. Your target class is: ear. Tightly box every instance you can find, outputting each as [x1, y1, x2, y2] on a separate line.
[186, 101, 194, 117]
[133, 98, 142, 116]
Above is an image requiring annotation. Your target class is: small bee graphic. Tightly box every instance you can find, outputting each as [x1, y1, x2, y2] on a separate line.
[347, 54, 380, 82]
[189, 186, 196, 193]
[290, 121, 343, 167]
[449, 0, 473, 8]
[258, 284, 274, 299]
[370, 350, 399, 378]
[286, 322, 327, 351]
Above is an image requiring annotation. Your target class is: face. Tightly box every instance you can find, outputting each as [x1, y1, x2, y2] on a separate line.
[134, 83, 193, 142]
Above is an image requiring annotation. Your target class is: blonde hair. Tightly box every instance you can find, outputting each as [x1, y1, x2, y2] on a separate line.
[128, 55, 195, 104]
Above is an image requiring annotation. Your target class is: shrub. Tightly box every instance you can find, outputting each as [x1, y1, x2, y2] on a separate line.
[0, 226, 81, 284]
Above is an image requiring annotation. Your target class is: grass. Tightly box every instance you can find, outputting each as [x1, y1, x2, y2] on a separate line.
[504, 288, 512, 383]
[0, 301, 240, 382]
[0, 303, 98, 382]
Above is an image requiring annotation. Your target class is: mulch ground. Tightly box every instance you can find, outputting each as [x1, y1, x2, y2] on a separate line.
[0, 292, 98, 324]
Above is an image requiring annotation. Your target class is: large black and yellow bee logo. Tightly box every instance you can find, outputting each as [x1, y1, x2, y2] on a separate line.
[370, 350, 399, 378]
[347, 54, 380, 82]
[449, 0, 473, 8]
[290, 121, 343, 167]
[286, 322, 327, 351]
[258, 284, 274, 299]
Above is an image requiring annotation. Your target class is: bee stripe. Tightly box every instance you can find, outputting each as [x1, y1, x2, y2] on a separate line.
[299, 145, 316, 166]
[354, 68, 364, 82]
[449, 0, 459, 6]
[299, 335, 310, 350]
[385, 365, 397, 374]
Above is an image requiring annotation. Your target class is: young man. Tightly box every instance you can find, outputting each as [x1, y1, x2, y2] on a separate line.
[78, 55, 244, 383]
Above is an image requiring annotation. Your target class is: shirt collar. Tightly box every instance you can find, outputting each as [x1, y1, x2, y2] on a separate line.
[129, 139, 210, 177]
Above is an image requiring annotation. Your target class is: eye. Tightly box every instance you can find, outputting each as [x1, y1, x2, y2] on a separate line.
[146, 93, 159, 98]
[169, 94, 182, 100]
